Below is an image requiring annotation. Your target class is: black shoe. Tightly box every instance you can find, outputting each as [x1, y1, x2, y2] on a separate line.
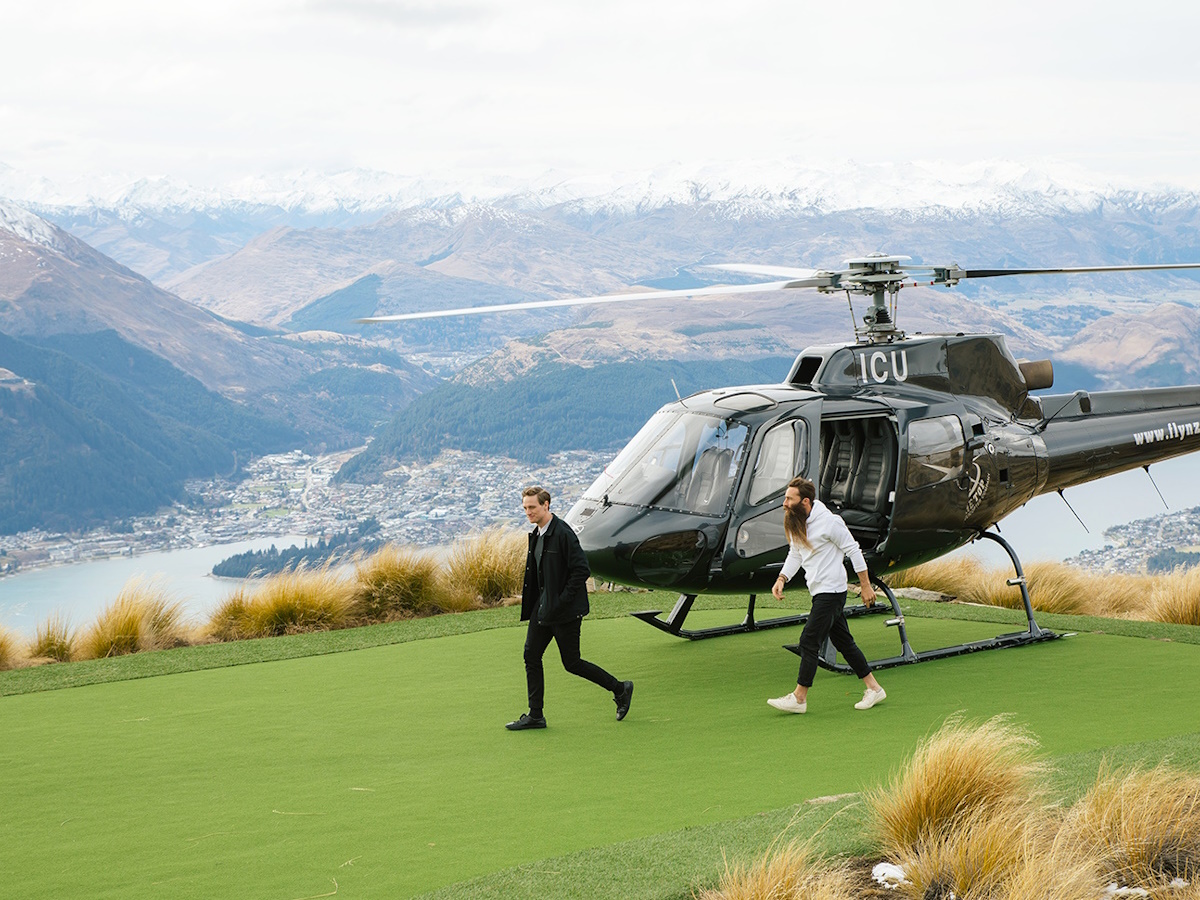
[505, 713, 547, 731]
[614, 681, 634, 721]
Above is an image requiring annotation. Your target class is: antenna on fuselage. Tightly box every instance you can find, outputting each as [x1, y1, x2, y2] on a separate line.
[1056, 489, 1090, 533]
[1143, 465, 1169, 510]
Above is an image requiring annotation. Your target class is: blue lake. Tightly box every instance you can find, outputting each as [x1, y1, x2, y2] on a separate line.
[0, 535, 306, 637]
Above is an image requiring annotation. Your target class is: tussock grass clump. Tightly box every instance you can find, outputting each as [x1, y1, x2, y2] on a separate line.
[1058, 763, 1200, 890]
[887, 557, 1167, 619]
[889, 804, 1042, 900]
[31, 614, 75, 662]
[994, 830, 1108, 900]
[206, 590, 251, 642]
[0, 625, 27, 671]
[77, 578, 192, 660]
[867, 714, 1044, 857]
[695, 838, 859, 900]
[207, 567, 355, 639]
[353, 545, 446, 620]
[1146, 566, 1200, 626]
[443, 526, 526, 608]
[885, 556, 989, 602]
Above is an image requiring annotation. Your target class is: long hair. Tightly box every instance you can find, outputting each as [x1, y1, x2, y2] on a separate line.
[784, 476, 817, 549]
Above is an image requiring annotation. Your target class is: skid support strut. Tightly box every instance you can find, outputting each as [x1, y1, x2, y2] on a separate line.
[785, 531, 1061, 672]
[631, 589, 889, 640]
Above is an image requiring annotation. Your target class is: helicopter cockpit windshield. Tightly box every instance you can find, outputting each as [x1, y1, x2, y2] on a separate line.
[584, 410, 749, 516]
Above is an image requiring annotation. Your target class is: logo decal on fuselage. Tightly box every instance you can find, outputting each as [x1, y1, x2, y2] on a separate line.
[964, 462, 989, 520]
[1132, 420, 1200, 446]
[856, 350, 909, 384]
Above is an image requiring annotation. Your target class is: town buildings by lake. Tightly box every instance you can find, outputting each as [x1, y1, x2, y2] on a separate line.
[0, 447, 612, 578]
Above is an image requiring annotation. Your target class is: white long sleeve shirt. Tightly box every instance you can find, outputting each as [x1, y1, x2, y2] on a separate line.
[778, 500, 868, 595]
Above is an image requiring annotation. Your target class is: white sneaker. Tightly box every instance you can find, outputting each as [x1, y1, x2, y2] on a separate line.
[768, 693, 807, 714]
[855, 687, 887, 710]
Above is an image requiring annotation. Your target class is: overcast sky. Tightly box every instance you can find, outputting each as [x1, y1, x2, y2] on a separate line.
[2, 0, 1198, 198]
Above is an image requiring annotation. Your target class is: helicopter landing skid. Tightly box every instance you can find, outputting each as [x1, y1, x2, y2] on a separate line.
[784, 531, 1061, 672]
[631, 591, 891, 641]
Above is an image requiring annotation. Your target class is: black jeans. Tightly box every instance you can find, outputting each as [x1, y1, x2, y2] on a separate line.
[796, 591, 873, 686]
[524, 617, 621, 714]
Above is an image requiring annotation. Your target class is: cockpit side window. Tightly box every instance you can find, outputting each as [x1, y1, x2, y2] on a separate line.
[906, 415, 965, 490]
[605, 413, 749, 516]
[747, 420, 809, 505]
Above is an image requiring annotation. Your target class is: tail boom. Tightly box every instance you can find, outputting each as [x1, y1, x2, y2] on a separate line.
[1037, 386, 1200, 494]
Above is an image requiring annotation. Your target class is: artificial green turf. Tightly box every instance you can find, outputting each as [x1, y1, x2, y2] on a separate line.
[4, 602, 1200, 899]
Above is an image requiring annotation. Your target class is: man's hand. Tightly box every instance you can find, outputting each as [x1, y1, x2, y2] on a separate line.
[859, 583, 876, 607]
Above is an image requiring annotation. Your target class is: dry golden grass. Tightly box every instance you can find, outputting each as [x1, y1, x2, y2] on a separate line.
[442, 526, 526, 609]
[885, 556, 990, 601]
[1058, 763, 1200, 891]
[867, 714, 1044, 857]
[994, 827, 1108, 900]
[886, 556, 1200, 620]
[206, 567, 356, 639]
[206, 590, 251, 642]
[1146, 566, 1200, 626]
[0, 624, 27, 671]
[353, 545, 448, 620]
[77, 578, 192, 660]
[695, 838, 860, 900]
[31, 613, 75, 662]
[890, 804, 1043, 900]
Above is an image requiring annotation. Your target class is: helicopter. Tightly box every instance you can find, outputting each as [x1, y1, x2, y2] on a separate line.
[362, 254, 1200, 671]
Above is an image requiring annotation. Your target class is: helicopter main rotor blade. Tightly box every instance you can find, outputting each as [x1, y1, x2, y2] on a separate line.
[705, 263, 821, 279]
[356, 277, 826, 323]
[355, 257, 1200, 325]
[962, 263, 1200, 279]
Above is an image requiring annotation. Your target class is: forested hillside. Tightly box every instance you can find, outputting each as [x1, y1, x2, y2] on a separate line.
[0, 331, 300, 534]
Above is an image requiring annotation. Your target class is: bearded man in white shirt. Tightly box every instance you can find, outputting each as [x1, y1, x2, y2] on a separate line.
[767, 476, 887, 714]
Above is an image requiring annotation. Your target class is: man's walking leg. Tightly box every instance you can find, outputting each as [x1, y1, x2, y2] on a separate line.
[553, 619, 634, 720]
[524, 619, 556, 715]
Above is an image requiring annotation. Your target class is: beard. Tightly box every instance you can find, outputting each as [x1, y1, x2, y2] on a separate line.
[784, 505, 810, 548]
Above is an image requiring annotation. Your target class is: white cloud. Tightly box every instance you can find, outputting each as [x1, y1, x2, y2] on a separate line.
[1, 0, 1198, 194]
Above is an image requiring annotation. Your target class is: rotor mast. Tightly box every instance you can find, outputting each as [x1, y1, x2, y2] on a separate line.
[821, 254, 908, 342]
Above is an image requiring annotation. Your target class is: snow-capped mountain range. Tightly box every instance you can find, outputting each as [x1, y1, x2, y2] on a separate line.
[4, 158, 1198, 222]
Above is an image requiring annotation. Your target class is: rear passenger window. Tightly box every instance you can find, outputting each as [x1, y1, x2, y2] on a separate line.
[906, 415, 965, 490]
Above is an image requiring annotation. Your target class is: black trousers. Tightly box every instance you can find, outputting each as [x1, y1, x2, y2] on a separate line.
[796, 591, 873, 686]
[524, 617, 621, 713]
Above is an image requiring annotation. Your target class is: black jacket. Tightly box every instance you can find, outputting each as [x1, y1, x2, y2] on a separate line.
[521, 515, 591, 625]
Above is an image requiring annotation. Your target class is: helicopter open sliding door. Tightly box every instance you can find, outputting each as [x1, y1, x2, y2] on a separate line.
[784, 412, 1060, 672]
[817, 412, 899, 552]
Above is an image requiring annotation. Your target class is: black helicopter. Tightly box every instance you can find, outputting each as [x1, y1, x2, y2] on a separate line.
[363, 254, 1200, 671]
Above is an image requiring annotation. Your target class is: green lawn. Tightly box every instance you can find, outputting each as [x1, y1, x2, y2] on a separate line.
[2, 594, 1199, 899]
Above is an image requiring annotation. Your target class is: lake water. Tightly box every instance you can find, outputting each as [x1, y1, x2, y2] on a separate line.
[2, 453, 1199, 637]
[0, 535, 306, 637]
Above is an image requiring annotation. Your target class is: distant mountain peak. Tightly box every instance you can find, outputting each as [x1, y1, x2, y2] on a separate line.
[0, 200, 67, 252]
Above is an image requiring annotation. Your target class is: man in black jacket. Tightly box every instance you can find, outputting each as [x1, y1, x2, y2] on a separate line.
[506, 486, 633, 731]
